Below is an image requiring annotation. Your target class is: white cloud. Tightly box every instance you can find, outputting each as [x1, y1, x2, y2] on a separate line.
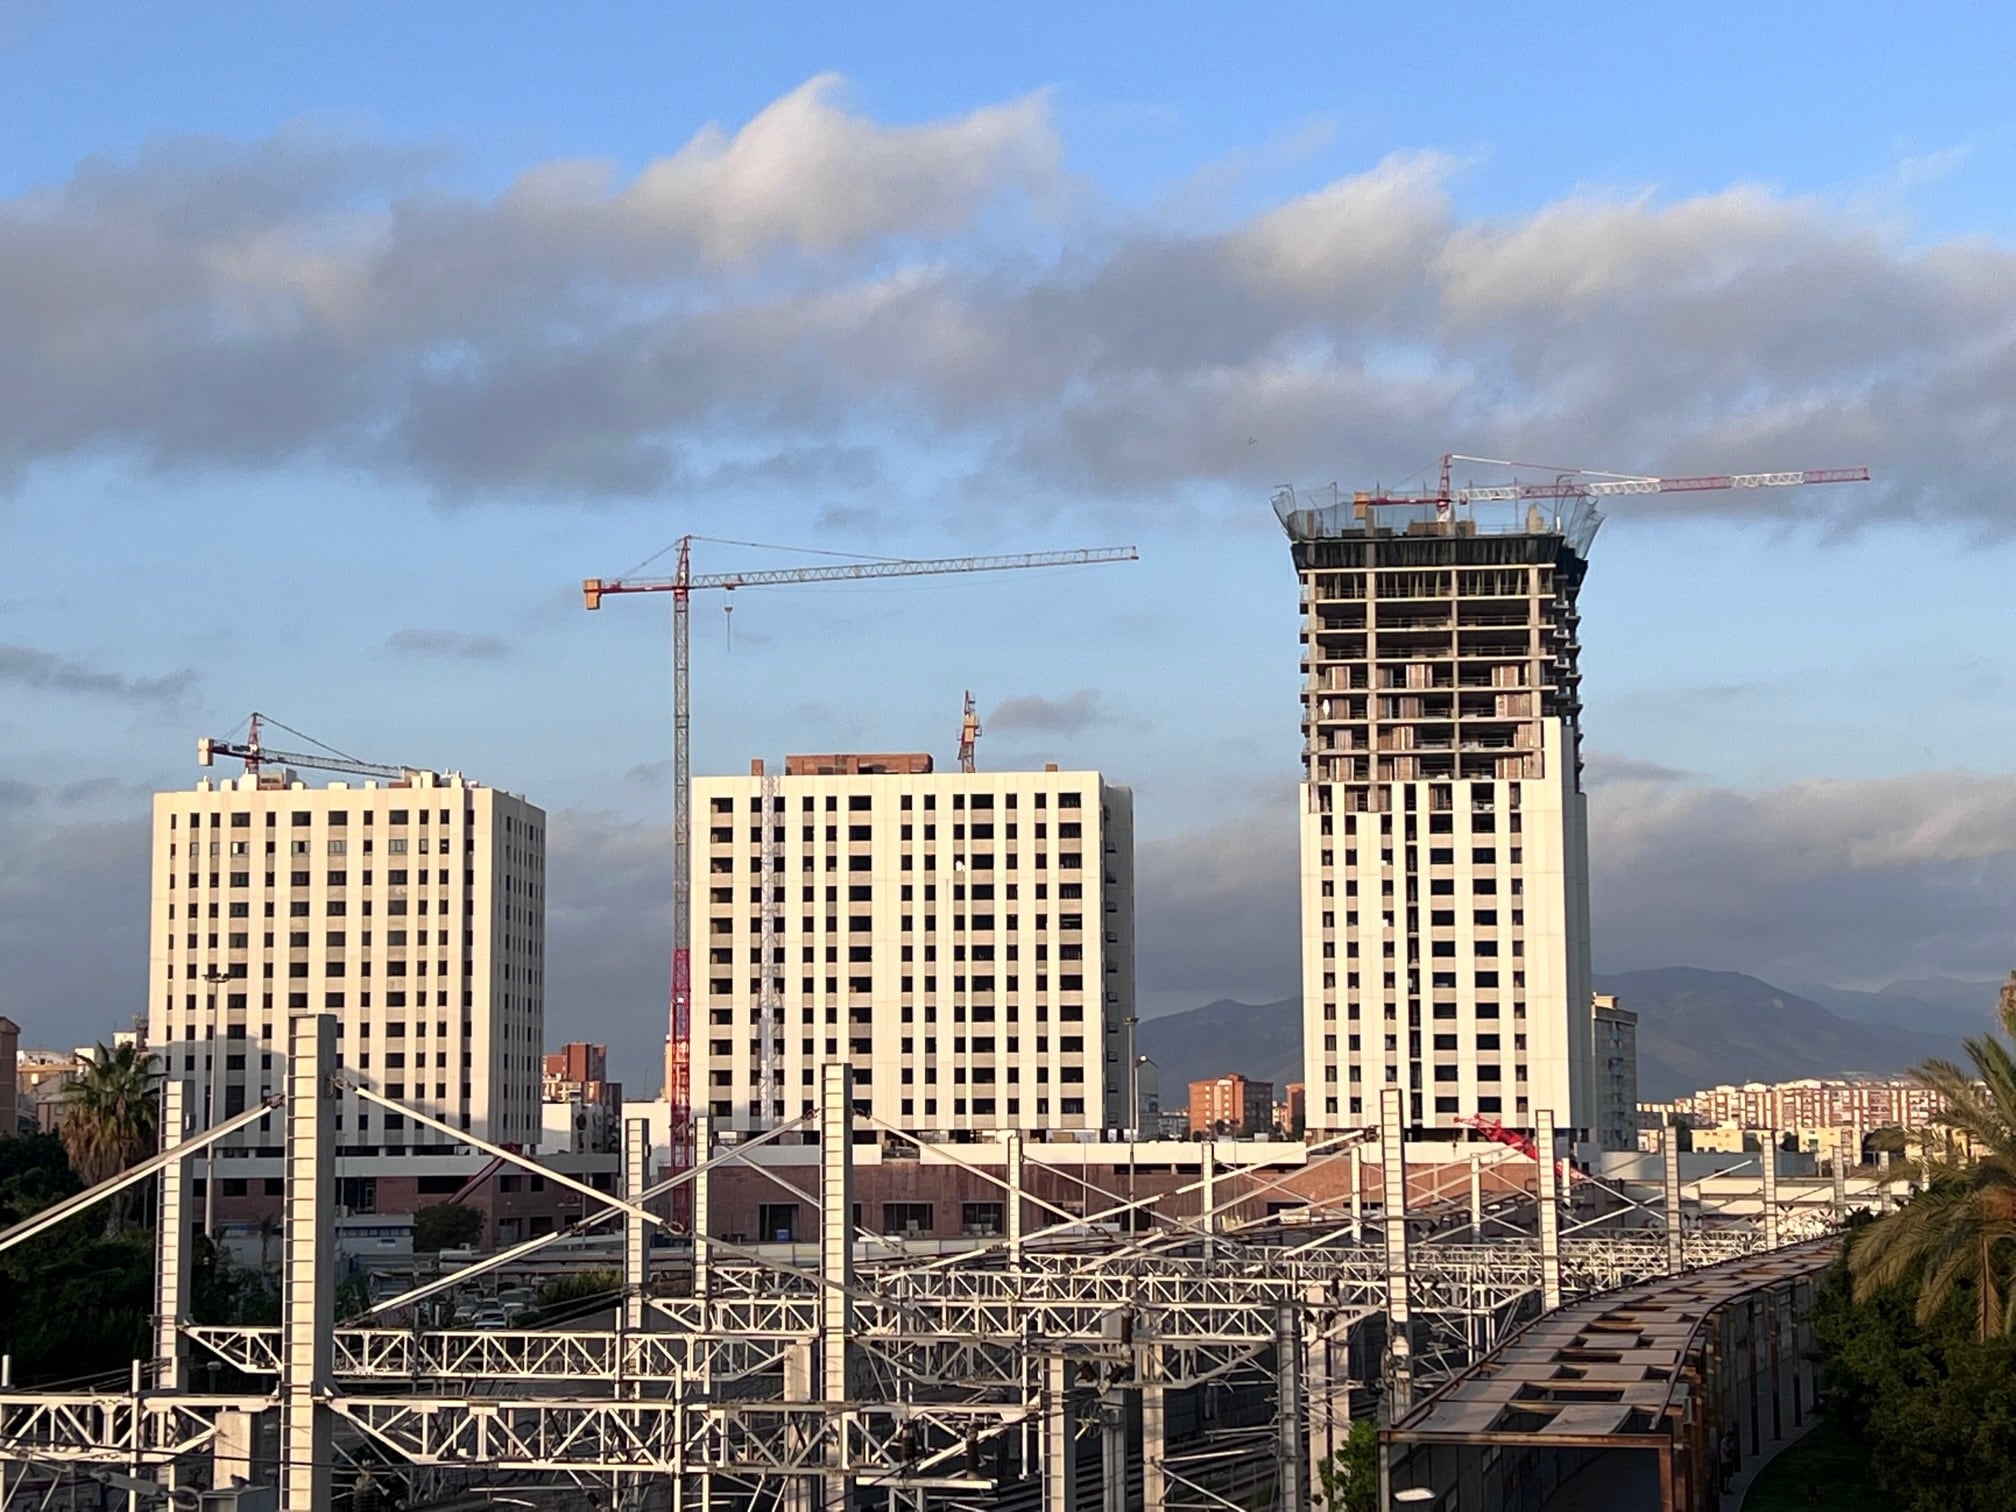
[0, 86, 2009, 516]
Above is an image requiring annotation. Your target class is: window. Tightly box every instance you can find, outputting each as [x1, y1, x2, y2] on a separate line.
[881, 1202, 933, 1236]
[758, 1203, 800, 1242]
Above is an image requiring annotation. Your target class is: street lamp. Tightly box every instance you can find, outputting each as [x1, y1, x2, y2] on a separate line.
[199, 968, 231, 1238]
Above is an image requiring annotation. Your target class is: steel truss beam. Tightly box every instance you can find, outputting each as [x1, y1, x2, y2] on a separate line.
[0, 1057, 1811, 1512]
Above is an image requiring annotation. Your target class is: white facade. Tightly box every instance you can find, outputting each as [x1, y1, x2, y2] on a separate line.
[148, 770, 545, 1150]
[1283, 503, 1598, 1137]
[692, 760, 1135, 1137]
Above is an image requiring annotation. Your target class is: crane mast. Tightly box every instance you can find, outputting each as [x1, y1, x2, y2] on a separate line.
[957, 690, 981, 774]
[584, 540, 1138, 1224]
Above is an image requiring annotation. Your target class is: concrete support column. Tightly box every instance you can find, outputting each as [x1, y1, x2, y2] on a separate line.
[624, 1117, 650, 1335]
[1663, 1129, 1685, 1274]
[821, 1064, 855, 1512]
[1379, 1087, 1413, 1417]
[280, 1014, 334, 1512]
[155, 1079, 190, 1393]
[1275, 1303, 1303, 1511]
[692, 1111, 714, 1301]
[1140, 1342, 1167, 1512]
[1099, 1396, 1127, 1512]
[1349, 1144, 1363, 1243]
[1304, 1288, 1340, 1501]
[1200, 1139, 1218, 1259]
[1536, 1110, 1562, 1313]
[1005, 1130, 1025, 1266]
[782, 1343, 816, 1512]
[1044, 1352, 1078, 1512]
[1762, 1130, 1781, 1250]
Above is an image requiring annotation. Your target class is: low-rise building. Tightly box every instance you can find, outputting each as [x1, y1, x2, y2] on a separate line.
[1188, 1073, 1275, 1137]
[542, 1041, 622, 1154]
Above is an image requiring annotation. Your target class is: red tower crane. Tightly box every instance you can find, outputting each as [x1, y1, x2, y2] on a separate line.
[583, 540, 1137, 1226]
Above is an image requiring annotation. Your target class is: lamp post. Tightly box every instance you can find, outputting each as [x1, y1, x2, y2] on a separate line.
[199, 969, 230, 1238]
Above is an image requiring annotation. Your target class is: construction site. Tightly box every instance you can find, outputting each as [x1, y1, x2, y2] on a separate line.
[0, 458, 1882, 1510]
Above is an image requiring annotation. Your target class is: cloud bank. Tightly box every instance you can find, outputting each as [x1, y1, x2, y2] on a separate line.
[1, 79, 2012, 521]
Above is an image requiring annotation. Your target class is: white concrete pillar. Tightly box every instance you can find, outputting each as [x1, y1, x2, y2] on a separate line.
[1379, 1087, 1413, 1417]
[1663, 1128, 1685, 1274]
[280, 1014, 334, 1512]
[1468, 1152, 1483, 1242]
[1005, 1130, 1025, 1266]
[1200, 1139, 1218, 1259]
[624, 1117, 650, 1335]
[1349, 1144, 1363, 1243]
[1044, 1352, 1078, 1512]
[1275, 1303, 1303, 1510]
[692, 1111, 714, 1301]
[821, 1063, 855, 1512]
[1762, 1129, 1781, 1249]
[155, 1079, 190, 1392]
[1536, 1110, 1561, 1313]
[1140, 1342, 1167, 1512]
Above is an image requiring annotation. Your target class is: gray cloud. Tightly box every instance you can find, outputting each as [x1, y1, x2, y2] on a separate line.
[0, 813, 151, 1042]
[1590, 768, 2016, 985]
[1134, 804, 1300, 1017]
[384, 627, 509, 661]
[0, 96, 2004, 517]
[1583, 752, 1694, 787]
[988, 689, 1111, 735]
[0, 643, 194, 703]
[543, 809, 674, 1090]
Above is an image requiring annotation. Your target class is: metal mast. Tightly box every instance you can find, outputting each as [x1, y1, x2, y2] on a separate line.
[957, 690, 981, 774]
[583, 542, 1138, 1208]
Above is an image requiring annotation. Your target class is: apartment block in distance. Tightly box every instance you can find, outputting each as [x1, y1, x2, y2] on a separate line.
[148, 768, 546, 1152]
[693, 753, 1135, 1137]
[1188, 1073, 1275, 1137]
[1275, 483, 1598, 1138]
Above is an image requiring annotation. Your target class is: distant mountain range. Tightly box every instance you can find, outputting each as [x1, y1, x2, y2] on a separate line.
[1137, 968, 1999, 1104]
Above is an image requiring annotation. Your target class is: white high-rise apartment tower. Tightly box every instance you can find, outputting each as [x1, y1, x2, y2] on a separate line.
[693, 754, 1136, 1137]
[1276, 485, 1597, 1138]
[148, 770, 546, 1151]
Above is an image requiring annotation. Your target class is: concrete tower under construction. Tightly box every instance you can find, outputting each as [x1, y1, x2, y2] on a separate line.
[1276, 483, 1597, 1139]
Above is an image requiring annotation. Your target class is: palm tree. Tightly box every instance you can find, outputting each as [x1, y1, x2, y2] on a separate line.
[58, 1043, 160, 1234]
[1850, 971, 2016, 1340]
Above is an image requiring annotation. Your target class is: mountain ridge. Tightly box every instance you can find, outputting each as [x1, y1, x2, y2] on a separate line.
[1137, 967, 1968, 1106]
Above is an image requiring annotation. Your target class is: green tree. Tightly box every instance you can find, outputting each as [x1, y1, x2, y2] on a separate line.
[526, 1269, 623, 1326]
[413, 1202, 483, 1253]
[1313, 1418, 1378, 1512]
[1816, 1243, 2016, 1512]
[1850, 971, 2016, 1339]
[57, 1043, 159, 1235]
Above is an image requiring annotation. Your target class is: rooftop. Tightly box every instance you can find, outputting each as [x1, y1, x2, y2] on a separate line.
[1272, 483, 1603, 553]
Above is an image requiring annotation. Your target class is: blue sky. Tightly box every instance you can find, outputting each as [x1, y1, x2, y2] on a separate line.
[5, 3, 2016, 1086]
